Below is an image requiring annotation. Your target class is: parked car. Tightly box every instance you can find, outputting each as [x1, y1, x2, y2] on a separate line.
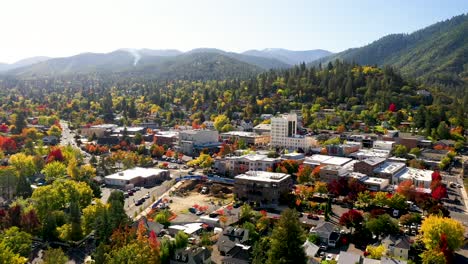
[326, 254, 333, 261]
[196, 211, 204, 216]
[144, 193, 150, 199]
[209, 212, 220, 218]
[127, 191, 134, 196]
[307, 214, 319, 220]
[124, 193, 129, 198]
[189, 207, 197, 214]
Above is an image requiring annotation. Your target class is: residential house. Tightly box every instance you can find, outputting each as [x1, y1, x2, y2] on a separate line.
[222, 244, 251, 264]
[381, 235, 411, 260]
[170, 246, 211, 264]
[217, 227, 249, 255]
[310, 222, 340, 247]
[303, 240, 320, 264]
[42, 136, 58, 145]
[337, 251, 361, 264]
[381, 257, 408, 264]
[131, 216, 164, 236]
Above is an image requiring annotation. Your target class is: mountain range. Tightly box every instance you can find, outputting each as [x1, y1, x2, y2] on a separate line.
[314, 13, 467, 86]
[1, 13, 466, 85]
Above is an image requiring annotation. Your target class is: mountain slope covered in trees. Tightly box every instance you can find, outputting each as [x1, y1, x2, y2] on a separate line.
[243, 48, 332, 65]
[314, 14, 468, 87]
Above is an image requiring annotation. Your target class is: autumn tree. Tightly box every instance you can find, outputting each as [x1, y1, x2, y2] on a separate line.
[396, 180, 416, 199]
[42, 161, 67, 182]
[0, 226, 32, 258]
[297, 165, 313, 183]
[420, 215, 464, 253]
[339, 209, 364, 233]
[42, 248, 68, 264]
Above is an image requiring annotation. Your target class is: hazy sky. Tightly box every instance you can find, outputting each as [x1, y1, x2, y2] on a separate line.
[0, 0, 466, 63]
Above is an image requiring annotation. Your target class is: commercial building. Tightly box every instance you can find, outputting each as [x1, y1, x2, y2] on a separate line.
[220, 131, 270, 147]
[253, 123, 271, 135]
[354, 157, 387, 176]
[373, 162, 406, 180]
[177, 129, 220, 156]
[104, 167, 170, 188]
[215, 153, 279, 176]
[373, 140, 395, 151]
[392, 167, 433, 188]
[349, 148, 391, 160]
[326, 142, 361, 156]
[80, 124, 118, 138]
[270, 113, 318, 151]
[303, 154, 352, 168]
[153, 131, 179, 147]
[234, 171, 292, 207]
[319, 165, 349, 183]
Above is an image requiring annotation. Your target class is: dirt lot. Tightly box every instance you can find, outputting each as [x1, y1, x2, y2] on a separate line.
[164, 180, 234, 222]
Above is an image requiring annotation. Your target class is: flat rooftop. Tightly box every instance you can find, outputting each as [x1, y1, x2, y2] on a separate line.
[362, 157, 386, 166]
[395, 167, 432, 182]
[235, 171, 290, 183]
[221, 131, 263, 137]
[105, 167, 168, 181]
[374, 162, 406, 174]
[350, 149, 391, 159]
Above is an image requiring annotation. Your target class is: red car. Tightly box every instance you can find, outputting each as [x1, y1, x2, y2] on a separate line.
[307, 214, 319, 220]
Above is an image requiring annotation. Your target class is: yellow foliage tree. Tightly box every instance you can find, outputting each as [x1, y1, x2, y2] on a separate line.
[420, 215, 464, 252]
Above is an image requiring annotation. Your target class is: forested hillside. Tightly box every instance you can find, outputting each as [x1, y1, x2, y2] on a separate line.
[314, 14, 468, 88]
[2, 61, 465, 135]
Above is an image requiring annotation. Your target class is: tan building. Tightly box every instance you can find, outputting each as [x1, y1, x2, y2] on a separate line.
[220, 131, 270, 146]
[354, 157, 386, 176]
[234, 171, 292, 207]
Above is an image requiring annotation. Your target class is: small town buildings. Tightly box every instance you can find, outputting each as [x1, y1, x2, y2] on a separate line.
[217, 227, 249, 255]
[362, 177, 389, 191]
[373, 140, 395, 151]
[270, 113, 318, 151]
[354, 157, 386, 176]
[153, 130, 179, 147]
[303, 240, 320, 263]
[234, 171, 292, 207]
[220, 131, 270, 147]
[214, 153, 280, 176]
[221, 244, 251, 264]
[319, 165, 349, 183]
[381, 235, 412, 260]
[178, 129, 220, 156]
[104, 167, 169, 188]
[326, 142, 361, 156]
[168, 223, 204, 236]
[310, 222, 340, 247]
[381, 257, 408, 264]
[393, 167, 433, 188]
[373, 162, 406, 180]
[396, 133, 424, 150]
[349, 148, 391, 160]
[253, 123, 271, 135]
[80, 124, 118, 138]
[303, 155, 352, 168]
[170, 246, 211, 264]
[280, 152, 305, 162]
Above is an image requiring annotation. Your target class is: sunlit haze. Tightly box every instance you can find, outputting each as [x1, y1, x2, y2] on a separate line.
[0, 0, 465, 63]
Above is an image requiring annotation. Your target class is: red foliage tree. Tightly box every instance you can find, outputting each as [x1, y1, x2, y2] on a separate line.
[388, 103, 396, 112]
[339, 209, 364, 231]
[21, 209, 40, 233]
[432, 185, 447, 200]
[46, 147, 64, 163]
[0, 136, 17, 153]
[0, 123, 9, 133]
[431, 170, 442, 182]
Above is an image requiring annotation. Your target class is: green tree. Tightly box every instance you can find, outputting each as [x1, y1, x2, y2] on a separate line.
[42, 248, 68, 264]
[365, 214, 399, 238]
[436, 121, 450, 140]
[47, 125, 62, 138]
[174, 231, 189, 249]
[267, 208, 307, 264]
[393, 144, 408, 158]
[420, 249, 446, 264]
[107, 191, 129, 230]
[0, 243, 27, 264]
[0, 226, 32, 258]
[409, 147, 422, 157]
[253, 237, 271, 264]
[13, 111, 27, 134]
[42, 161, 67, 182]
[16, 175, 32, 198]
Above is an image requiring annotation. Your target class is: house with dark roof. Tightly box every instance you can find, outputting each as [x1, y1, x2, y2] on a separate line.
[170, 246, 211, 264]
[43, 135, 58, 145]
[381, 234, 411, 260]
[310, 222, 340, 247]
[131, 216, 164, 236]
[222, 244, 251, 264]
[217, 227, 250, 255]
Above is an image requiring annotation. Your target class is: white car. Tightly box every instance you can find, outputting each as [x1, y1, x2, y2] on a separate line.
[326, 254, 333, 261]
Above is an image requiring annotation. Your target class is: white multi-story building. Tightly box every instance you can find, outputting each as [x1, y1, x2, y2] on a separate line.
[177, 129, 220, 156]
[215, 153, 279, 176]
[270, 113, 317, 151]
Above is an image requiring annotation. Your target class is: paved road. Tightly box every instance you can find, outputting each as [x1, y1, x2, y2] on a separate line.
[59, 120, 91, 163]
